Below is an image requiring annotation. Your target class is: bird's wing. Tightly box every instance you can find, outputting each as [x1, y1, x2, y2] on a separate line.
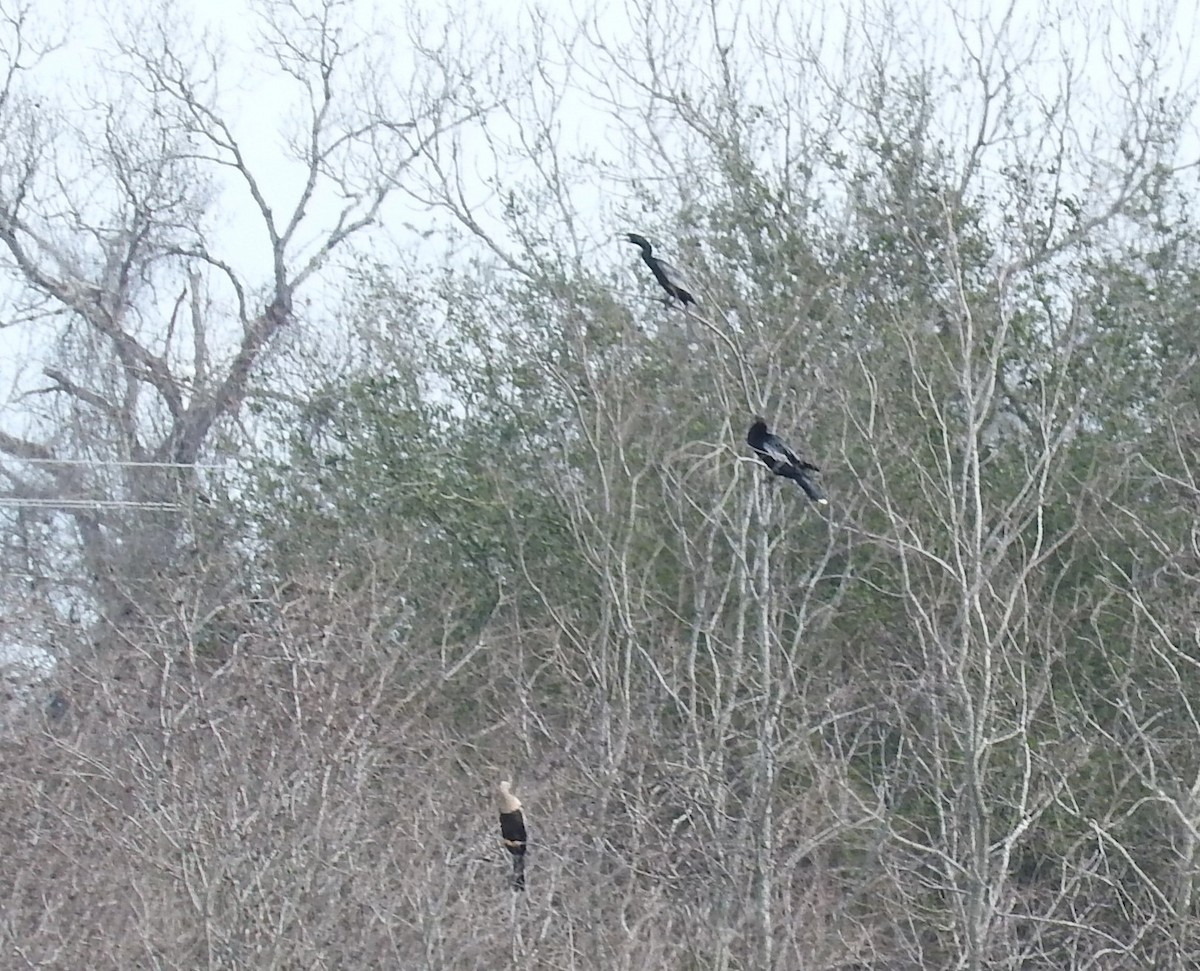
[762, 432, 802, 468]
[654, 257, 693, 291]
[751, 448, 779, 471]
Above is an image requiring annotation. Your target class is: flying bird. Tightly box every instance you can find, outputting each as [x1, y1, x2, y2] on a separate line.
[624, 233, 696, 306]
[498, 780, 527, 891]
[747, 418, 828, 505]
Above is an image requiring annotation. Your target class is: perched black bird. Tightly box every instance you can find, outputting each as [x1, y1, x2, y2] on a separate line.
[625, 233, 696, 306]
[747, 418, 828, 505]
[498, 780, 527, 891]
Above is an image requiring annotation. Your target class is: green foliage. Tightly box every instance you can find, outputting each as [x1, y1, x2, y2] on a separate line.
[230, 55, 1200, 968]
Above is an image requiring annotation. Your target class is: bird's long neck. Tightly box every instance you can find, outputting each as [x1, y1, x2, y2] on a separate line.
[499, 782, 522, 814]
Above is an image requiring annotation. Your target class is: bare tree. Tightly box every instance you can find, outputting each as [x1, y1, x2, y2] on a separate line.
[0, 0, 499, 621]
[390, 0, 1200, 965]
[4, 0, 1200, 967]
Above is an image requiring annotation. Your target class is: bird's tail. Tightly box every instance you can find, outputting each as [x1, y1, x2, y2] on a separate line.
[511, 854, 526, 892]
[786, 468, 828, 504]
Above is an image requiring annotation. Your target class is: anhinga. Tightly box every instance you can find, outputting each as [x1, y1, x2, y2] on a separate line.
[747, 418, 828, 505]
[498, 780, 527, 891]
[624, 233, 696, 306]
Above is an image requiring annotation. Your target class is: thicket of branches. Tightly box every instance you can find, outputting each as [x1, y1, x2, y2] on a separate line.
[4, 0, 1200, 968]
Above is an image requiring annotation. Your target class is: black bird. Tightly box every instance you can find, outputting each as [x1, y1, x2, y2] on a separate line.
[498, 780, 527, 891]
[747, 418, 828, 505]
[625, 233, 696, 306]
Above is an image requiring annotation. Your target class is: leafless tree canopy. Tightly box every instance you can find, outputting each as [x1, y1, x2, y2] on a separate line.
[4, 0, 1200, 967]
[0, 0, 494, 619]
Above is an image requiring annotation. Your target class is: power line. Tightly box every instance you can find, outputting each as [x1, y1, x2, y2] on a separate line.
[1, 457, 221, 509]
[0, 498, 181, 510]
[11, 458, 228, 470]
